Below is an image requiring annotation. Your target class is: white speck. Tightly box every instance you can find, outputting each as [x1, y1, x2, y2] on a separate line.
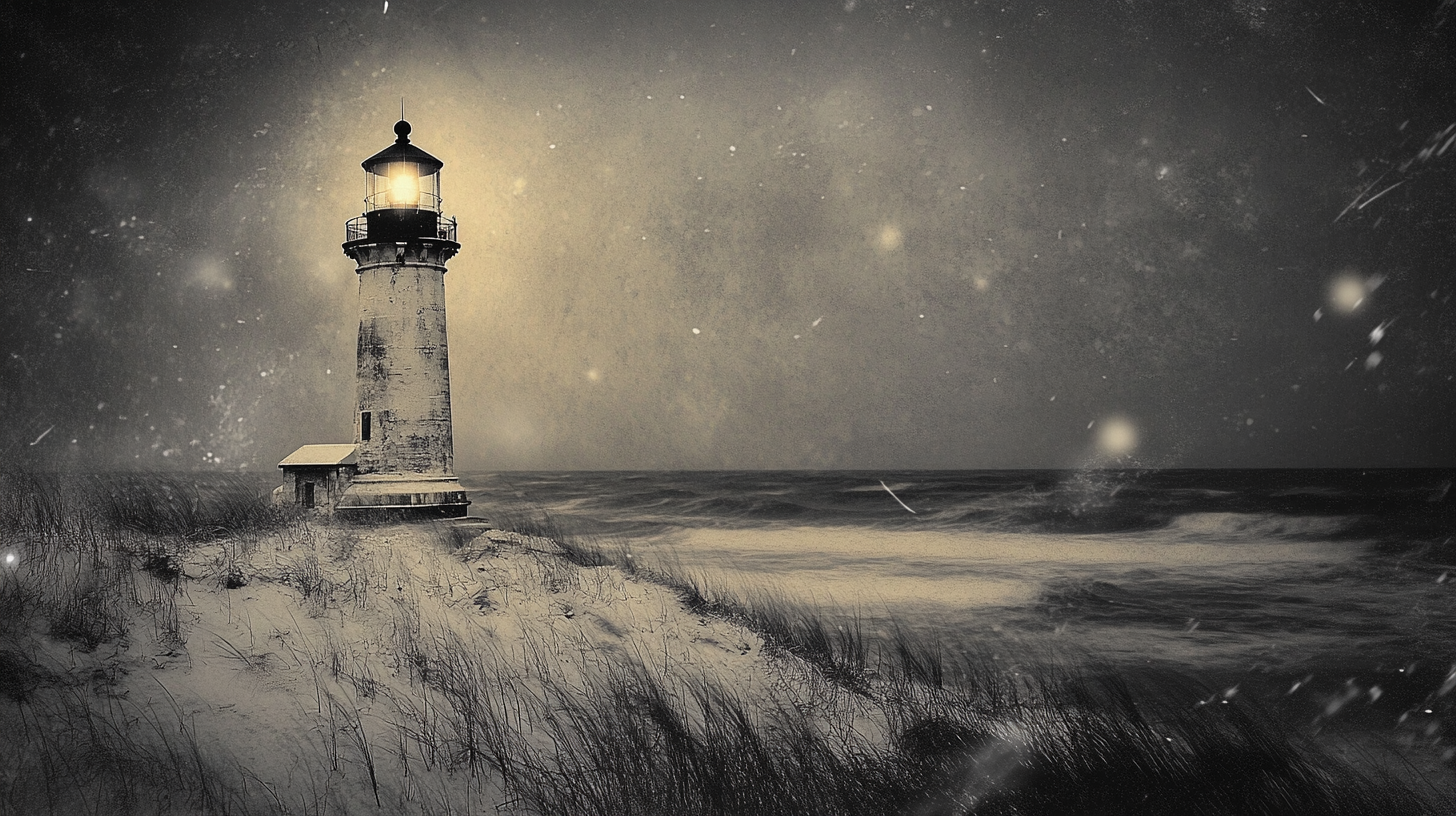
[647, 95, 653, 99]
[1365, 351, 1383, 370]
[692, 327, 700, 335]
[28, 426, 53, 446]
[1245, 417, 1254, 426]
[260, 371, 268, 377]
[548, 144, 556, 149]
[326, 369, 331, 374]
[728, 145, 736, 152]
[793, 335, 800, 339]
[1369, 320, 1393, 345]
[1049, 395, 1056, 401]
[1313, 308, 1323, 321]
[811, 316, 823, 327]
[4, 554, 14, 565]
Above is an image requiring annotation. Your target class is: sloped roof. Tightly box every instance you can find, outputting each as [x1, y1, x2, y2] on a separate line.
[361, 120, 444, 174]
[278, 444, 358, 468]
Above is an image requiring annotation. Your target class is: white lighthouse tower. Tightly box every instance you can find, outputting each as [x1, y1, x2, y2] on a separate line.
[331, 117, 469, 517]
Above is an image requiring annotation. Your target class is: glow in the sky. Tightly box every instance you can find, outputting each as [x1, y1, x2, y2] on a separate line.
[1329, 272, 1369, 314]
[876, 224, 904, 252]
[1096, 416, 1139, 457]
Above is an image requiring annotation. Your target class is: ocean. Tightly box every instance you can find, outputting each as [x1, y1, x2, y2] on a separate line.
[459, 468, 1456, 772]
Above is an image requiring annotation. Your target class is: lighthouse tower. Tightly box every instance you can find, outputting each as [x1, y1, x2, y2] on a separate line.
[334, 118, 469, 518]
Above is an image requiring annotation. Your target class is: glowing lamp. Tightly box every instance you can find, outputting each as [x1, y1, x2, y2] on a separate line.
[387, 171, 420, 207]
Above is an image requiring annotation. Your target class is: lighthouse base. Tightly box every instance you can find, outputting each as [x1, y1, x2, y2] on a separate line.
[336, 475, 470, 521]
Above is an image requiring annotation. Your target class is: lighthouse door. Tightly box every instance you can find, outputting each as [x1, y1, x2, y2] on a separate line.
[302, 482, 316, 509]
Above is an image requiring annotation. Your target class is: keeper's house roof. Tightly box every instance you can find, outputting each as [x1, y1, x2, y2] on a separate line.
[278, 444, 358, 468]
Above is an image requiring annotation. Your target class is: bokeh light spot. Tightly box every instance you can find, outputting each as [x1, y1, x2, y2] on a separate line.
[876, 224, 904, 252]
[1096, 416, 1139, 456]
[1329, 272, 1370, 314]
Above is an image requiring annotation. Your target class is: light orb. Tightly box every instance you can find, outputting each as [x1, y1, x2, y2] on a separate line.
[1096, 416, 1139, 457]
[876, 224, 904, 252]
[1329, 273, 1369, 314]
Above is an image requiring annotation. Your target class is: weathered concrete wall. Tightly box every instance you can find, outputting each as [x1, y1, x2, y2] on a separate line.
[345, 242, 458, 478]
[277, 465, 356, 510]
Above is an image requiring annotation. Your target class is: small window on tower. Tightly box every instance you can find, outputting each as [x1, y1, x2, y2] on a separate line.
[361, 411, 372, 442]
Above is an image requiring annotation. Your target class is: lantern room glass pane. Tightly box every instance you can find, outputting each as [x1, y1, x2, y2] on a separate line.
[363, 165, 441, 212]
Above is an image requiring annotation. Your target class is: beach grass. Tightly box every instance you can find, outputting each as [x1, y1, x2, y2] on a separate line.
[0, 472, 1448, 815]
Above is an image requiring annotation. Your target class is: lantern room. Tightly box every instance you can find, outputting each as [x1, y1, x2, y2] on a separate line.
[347, 119, 457, 244]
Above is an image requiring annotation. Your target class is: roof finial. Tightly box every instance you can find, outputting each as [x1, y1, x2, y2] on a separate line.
[394, 97, 411, 143]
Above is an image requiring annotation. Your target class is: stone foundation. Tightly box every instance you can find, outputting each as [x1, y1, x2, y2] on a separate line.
[336, 476, 469, 520]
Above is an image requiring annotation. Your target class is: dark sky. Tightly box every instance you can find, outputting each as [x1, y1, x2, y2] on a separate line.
[3, 0, 1455, 470]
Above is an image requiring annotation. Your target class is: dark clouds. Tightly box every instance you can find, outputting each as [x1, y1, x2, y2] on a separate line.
[2, 0, 1454, 470]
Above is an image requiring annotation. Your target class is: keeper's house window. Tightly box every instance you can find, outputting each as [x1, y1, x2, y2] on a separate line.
[361, 411, 372, 441]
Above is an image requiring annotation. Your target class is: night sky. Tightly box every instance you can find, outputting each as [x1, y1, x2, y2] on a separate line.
[3, 0, 1455, 471]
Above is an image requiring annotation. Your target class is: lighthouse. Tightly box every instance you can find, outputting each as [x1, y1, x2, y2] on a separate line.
[330, 117, 469, 517]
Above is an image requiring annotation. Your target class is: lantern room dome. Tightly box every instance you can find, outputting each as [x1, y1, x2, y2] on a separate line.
[360, 119, 444, 174]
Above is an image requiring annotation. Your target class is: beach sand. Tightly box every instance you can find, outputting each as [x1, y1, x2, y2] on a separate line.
[0, 518, 878, 813]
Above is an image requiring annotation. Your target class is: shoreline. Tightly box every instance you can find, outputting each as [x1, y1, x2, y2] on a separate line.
[1, 471, 1451, 813]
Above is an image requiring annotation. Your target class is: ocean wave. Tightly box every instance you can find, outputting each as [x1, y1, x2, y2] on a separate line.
[1035, 577, 1171, 624]
[1163, 512, 1362, 543]
[460, 469, 1453, 541]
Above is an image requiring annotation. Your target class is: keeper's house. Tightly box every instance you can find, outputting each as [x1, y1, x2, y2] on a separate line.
[274, 444, 358, 511]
